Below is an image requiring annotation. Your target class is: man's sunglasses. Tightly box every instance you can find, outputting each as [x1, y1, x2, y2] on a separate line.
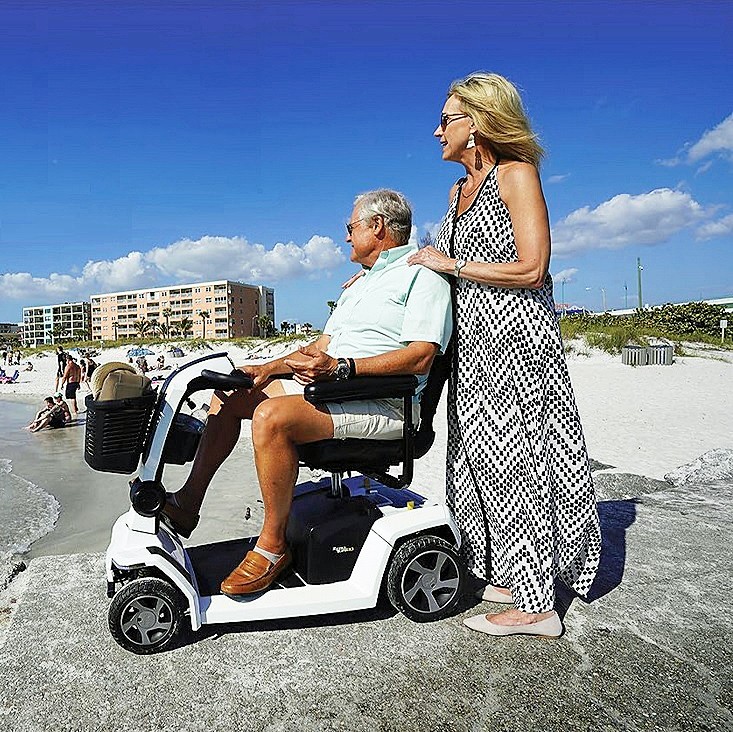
[346, 218, 365, 235]
[440, 113, 469, 130]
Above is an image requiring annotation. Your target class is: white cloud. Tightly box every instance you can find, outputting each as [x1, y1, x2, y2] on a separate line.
[551, 188, 707, 256]
[687, 112, 733, 162]
[0, 233, 345, 306]
[696, 213, 733, 241]
[658, 112, 733, 167]
[547, 174, 570, 184]
[553, 267, 578, 283]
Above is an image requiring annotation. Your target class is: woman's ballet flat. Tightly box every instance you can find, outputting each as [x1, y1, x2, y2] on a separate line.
[474, 585, 514, 603]
[463, 611, 563, 638]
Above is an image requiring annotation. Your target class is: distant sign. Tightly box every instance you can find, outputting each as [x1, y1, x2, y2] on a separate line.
[721, 319, 728, 329]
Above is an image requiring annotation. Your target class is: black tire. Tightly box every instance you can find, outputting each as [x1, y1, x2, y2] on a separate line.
[386, 534, 464, 622]
[108, 577, 187, 654]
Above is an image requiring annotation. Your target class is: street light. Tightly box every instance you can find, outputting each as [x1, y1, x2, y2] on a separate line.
[637, 257, 644, 310]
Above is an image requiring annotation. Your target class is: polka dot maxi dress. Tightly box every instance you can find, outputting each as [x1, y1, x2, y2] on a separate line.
[435, 166, 602, 613]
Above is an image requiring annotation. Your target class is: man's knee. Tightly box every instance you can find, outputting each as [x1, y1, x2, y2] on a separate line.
[252, 399, 293, 445]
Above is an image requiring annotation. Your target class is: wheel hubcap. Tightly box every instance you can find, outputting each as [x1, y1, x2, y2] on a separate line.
[402, 549, 460, 614]
[120, 595, 174, 647]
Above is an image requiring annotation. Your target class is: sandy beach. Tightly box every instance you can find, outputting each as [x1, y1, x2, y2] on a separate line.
[1, 338, 731, 559]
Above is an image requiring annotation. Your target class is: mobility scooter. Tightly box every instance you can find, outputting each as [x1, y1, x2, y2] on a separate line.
[85, 351, 465, 654]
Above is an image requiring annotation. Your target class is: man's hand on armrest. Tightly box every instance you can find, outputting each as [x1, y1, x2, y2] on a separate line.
[283, 343, 337, 385]
[238, 334, 332, 389]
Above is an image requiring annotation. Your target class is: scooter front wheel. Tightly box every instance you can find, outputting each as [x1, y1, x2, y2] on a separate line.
[386, 535, 464, 622]
[108, 577, 187, 654]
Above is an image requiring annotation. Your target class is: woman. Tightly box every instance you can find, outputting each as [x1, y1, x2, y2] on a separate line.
[408, 72, 601, 637]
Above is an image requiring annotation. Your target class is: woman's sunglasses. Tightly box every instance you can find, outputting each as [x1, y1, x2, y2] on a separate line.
[440, 113, 469, 130]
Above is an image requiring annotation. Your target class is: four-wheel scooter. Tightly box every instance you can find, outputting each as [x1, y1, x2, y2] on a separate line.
[85, 351, 465, 654]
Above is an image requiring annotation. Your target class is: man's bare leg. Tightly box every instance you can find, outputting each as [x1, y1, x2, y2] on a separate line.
[219, 395, 334, 595]
[171, 380, 286, 517]
[250, 395, 334, 554]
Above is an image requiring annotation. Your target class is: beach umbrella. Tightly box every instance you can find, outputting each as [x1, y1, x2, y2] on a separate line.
[127, 347, 155, 357]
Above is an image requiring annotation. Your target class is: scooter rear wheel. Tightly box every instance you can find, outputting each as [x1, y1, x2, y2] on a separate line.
[108, 577, 186, 654]
[386, 535, 464, 622]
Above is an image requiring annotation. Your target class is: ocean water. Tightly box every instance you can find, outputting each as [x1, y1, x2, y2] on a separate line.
[0, 400, 62, 555]
[0, 458, 60, 554]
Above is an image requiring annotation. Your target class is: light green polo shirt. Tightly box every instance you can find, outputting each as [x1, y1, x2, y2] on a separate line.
[324, 243, 453, 395]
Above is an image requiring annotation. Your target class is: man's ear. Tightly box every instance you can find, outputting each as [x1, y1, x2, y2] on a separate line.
[373, 215, 387, 239]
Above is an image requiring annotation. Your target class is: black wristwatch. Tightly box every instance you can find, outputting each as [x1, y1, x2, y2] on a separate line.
[334, 357, 351, 380]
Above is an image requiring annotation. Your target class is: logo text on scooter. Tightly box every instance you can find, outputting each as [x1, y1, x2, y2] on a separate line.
[332, 546, 355, 554]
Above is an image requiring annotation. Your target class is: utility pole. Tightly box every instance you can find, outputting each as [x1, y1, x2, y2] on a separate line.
[601, 287, 607, 312]
[561, 280, 566, 317]
[637, 258, 644, 310]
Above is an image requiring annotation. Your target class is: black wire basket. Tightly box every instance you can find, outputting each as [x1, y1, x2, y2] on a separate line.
[84, 392, 157, 474]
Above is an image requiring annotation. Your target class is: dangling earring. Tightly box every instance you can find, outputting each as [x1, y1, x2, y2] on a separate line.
[475, 147, 483, 170]
[466, 133, 476, 149]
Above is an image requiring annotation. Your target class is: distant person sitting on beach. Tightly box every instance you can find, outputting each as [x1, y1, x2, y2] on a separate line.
[156, 354, 166, 370]
[136, 356, 150, 374]
[54, 346, 67, 392]
[53, 393, 73, 425]
[24, 361, 34, 371]
[60, 354, 82, 416]
[26, 397, 68, 432]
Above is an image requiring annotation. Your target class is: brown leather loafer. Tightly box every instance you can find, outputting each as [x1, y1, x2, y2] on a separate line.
[160, 499, 199, 539]
[220, 548, 292, 596]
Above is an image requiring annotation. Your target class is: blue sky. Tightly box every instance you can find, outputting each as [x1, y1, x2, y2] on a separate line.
[1, 0, 731, 327]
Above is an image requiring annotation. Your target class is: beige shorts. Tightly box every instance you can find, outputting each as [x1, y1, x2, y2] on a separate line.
[279, 378, 420, 440]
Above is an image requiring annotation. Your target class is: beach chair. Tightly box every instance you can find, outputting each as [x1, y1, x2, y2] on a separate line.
[0, 370, 19, 384]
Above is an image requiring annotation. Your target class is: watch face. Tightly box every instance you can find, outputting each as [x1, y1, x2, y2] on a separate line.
[335, 360, 349, 379]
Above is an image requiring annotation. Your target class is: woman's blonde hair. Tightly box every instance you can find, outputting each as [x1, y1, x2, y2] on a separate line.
[449, 72, 544, 167]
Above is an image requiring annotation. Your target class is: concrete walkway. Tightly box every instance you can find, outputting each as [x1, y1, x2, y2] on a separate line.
[0, 473, 731, 732]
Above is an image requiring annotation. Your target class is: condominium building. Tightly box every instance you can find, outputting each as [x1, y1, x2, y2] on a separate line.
[90, 280, 275, 341]
[22, 302, 92, 347]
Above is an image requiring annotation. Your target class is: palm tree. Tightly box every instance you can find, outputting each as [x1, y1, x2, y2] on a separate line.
[257, 315, 273, 337]
[148, 319, 160, 338]
[51, 324, 68, 344]
[162, 308, 172, 338]
[111, 320, 119, 340]
[302, 322, 312, 334]
[198, 310, 210, 340]
[280, 320, 291, 335]
[178, 317, 193, 339]
[327, 300, 337, 314]
[133, 319, 151, 338]
[419, 231, 434, 249]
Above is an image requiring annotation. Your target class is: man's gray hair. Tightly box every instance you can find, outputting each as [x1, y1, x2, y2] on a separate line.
[354, 189, 412, 247]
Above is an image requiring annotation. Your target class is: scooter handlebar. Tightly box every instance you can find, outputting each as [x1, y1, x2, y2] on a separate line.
[199, 369, 254, 391]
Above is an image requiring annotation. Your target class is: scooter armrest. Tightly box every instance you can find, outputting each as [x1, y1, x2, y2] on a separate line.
[196, 369, 254, 391]
[303, 375, 418, 404]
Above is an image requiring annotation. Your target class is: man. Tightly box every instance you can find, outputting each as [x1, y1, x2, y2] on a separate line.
[60, 354, 82, 415]
[164, 189, 452, 597]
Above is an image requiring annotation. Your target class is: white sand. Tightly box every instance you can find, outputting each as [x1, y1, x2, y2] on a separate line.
[3, 339, 732, 484]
